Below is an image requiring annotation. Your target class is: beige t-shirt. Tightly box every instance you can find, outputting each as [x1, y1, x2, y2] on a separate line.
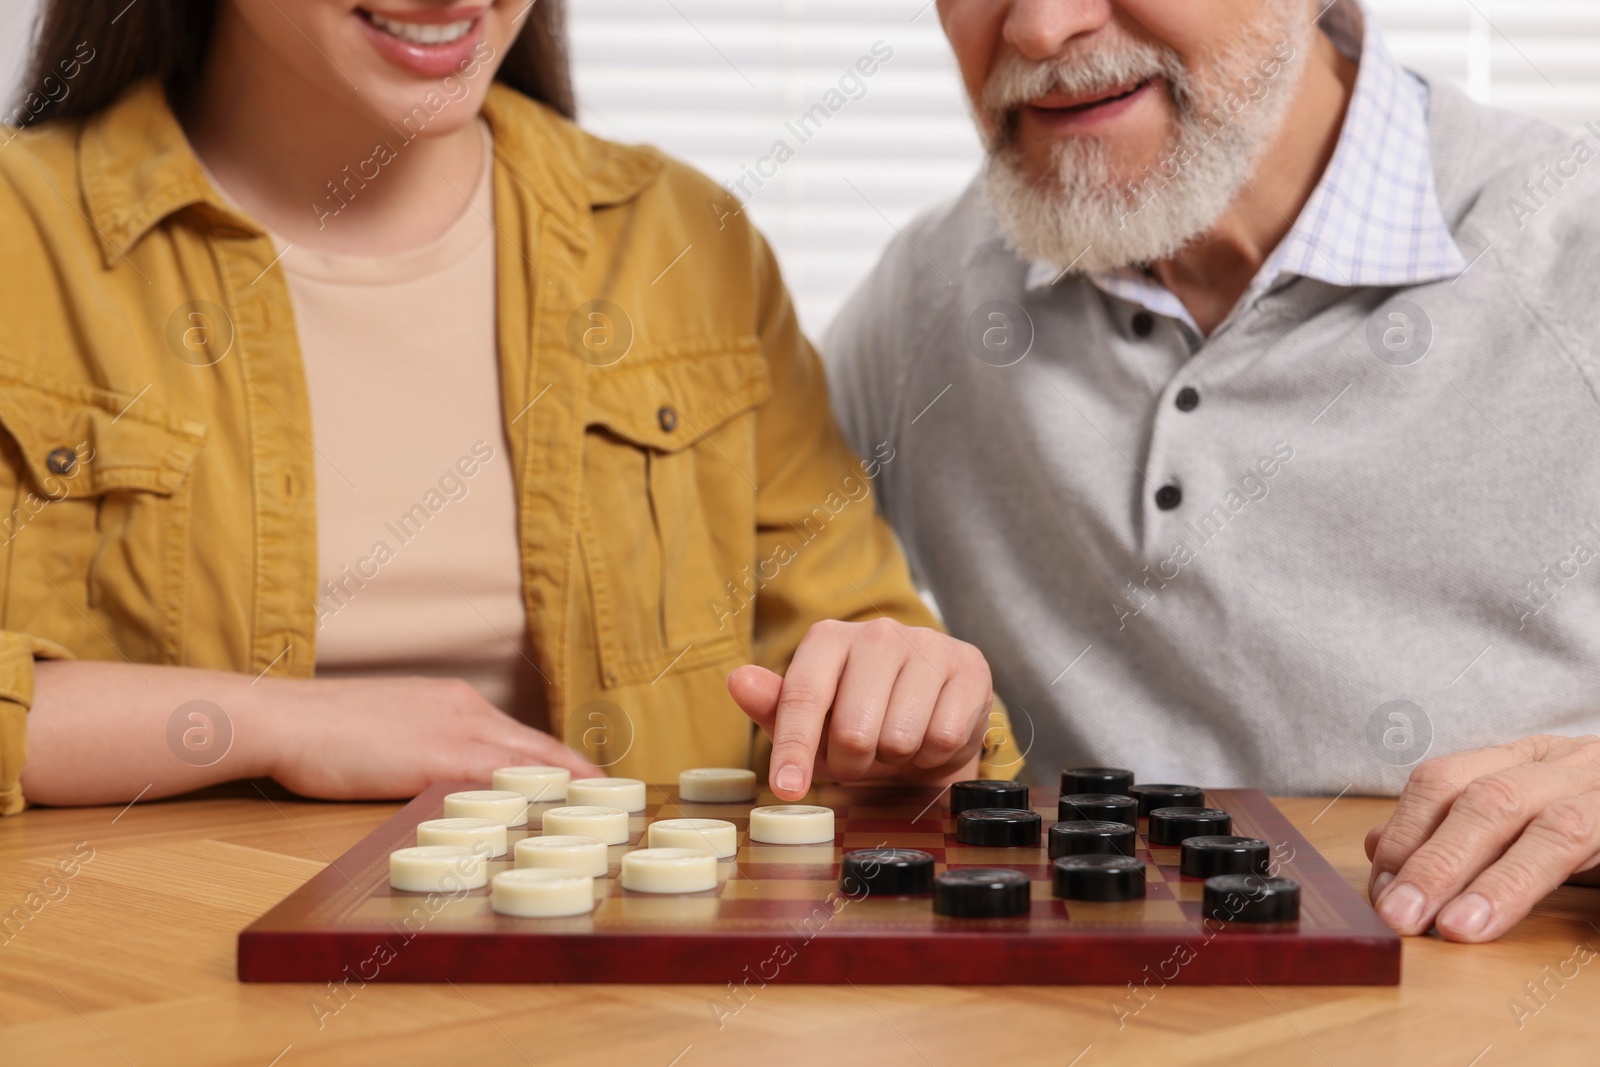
[242, 123, 536, 714]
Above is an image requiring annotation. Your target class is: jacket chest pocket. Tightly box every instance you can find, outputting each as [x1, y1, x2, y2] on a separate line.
[0, 371, 204, 664]
[578, 340, 772, 687]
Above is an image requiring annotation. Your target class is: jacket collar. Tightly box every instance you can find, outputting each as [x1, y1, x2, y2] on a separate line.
[79, 81, 231, 266]
[481, 82, 664, 220]
[79, 79, 663, 267]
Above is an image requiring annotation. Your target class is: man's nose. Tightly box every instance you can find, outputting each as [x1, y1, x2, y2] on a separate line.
[1003, 0, 1115, 62]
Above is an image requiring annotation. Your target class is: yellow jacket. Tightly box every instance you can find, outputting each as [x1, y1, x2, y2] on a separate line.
[0, 82, 1018, 813]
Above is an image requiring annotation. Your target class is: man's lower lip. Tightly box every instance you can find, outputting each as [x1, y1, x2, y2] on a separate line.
[356, 12, 485, 78]
[1022, 81, 1153, 131]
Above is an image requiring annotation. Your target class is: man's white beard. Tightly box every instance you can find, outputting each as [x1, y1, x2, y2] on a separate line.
[980, 18, 1314, 275]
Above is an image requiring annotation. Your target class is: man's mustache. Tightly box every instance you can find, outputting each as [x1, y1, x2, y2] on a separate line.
[979, 45, 1190, 127]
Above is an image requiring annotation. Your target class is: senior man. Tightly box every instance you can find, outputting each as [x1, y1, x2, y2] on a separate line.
[825, 0, 1600, 943]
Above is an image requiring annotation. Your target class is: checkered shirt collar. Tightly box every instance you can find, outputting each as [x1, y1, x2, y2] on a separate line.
[1022, 0, 1467, 331]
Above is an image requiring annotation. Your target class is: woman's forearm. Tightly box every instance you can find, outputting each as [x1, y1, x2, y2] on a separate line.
[20, 660, 284, 806]
[18, 660, 594, 809]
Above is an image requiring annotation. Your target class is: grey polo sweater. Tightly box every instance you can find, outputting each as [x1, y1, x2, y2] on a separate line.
[823, 81, 1600, 794]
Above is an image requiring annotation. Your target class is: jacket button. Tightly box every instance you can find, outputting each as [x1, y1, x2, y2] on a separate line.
[1175, 387, 1200, 412]
[1155, 484, 1183, 510]
[1132, 312, 1155, 338]
[657, 406, 678, 432]
[46, 448, 76, 475]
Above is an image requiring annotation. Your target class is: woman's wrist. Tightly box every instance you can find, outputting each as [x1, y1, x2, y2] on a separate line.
[227, 672, 310, 785]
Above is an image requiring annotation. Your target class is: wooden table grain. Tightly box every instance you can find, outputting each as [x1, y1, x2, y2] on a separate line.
[3, 784, 1599, 1067]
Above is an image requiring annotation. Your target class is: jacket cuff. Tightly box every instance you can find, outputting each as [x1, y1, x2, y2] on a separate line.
[0, 631, 68, 816]
[976, 698, 1025, 781]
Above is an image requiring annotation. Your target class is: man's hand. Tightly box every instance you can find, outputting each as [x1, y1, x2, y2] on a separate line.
[1365, 734, 1600, 942]
[727, 618, 995, 801]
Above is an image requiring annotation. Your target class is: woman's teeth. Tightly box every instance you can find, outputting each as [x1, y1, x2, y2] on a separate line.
[367, 13, 474, 45]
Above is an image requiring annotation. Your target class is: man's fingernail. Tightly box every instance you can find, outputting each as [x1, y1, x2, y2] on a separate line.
[1377, 882, 1426, 932]
[775, 765, 804, 794]
[1438, 893, 1492, 938]
[1371, 871, 1394, 901]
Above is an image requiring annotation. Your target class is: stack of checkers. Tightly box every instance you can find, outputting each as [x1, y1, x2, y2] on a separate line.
[382, 766, 1299, 926]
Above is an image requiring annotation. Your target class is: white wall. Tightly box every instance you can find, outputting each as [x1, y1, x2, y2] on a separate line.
[5, 1, 1596, 335]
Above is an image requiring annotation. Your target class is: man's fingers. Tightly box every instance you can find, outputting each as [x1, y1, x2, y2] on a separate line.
[1369, 741, 1544, 886]
[1364, 824, 1385, 862]
[909, 640, 991, 770]
[911, 678, 989, 770]
[876, 658, 945, 767]
[727, 665, 784, 729]
[1435, 790, 1600, 942]
[826, 625, 908, 782]
[768, 622, 855, 800]
[730, 624, 995, 797]
[1374, 760, 1600, 934]
[1364, 824, 1390, 898]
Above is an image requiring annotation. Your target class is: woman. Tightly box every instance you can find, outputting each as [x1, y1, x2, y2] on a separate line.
[0, 0, 1018, 815]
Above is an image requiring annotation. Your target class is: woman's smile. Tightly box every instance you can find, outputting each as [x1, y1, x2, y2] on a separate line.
[355, 5, 488, 77]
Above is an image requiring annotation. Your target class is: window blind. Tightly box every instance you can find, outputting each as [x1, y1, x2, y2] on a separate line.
[1371, 0, 1600, 125]
[567, 0, 1600, 333]
[569, 0, 982, 334]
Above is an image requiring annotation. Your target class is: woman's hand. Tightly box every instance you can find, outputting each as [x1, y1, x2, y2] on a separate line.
[266, 676, 595, 800]
[1365, 734, 1600, 942]
[21, 661, 592, 807]
[728, 618, 995, 801]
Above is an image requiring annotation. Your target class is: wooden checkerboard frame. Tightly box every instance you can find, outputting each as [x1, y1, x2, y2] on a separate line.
[237, 782, 1400, 985]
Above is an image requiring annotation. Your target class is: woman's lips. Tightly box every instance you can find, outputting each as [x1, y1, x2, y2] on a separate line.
[1022, 79, 1155, 132]
[355, 7, 488, 78]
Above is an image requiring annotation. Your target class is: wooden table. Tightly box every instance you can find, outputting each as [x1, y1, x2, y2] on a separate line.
[3, 786, 1598, 1067]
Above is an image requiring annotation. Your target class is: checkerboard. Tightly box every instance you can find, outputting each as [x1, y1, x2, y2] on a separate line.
[238, 782, 1400, 984]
